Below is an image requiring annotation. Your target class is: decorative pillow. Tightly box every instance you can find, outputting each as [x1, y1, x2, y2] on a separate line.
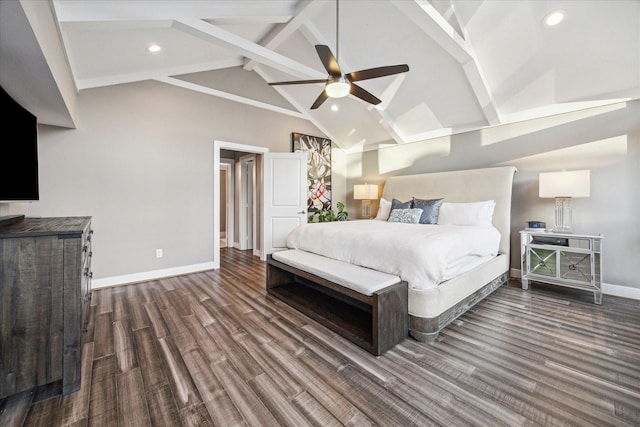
[412, 197, 444, 224]
[391, 198, 412, 210]
[437, 200, 496, 227]
[374, 197, 392, 221]
[387, 208, 423, 224]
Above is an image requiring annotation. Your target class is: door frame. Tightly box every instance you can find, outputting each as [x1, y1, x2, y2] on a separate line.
[238, 154, 256, 251]
[219, 160, 234, 248]
[213, 140, 268, 269]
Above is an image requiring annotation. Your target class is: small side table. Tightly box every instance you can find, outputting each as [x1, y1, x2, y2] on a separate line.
[520, 230, 603, 304]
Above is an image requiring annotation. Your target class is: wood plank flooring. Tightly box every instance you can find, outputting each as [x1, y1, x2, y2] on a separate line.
[1, 248, 639, 426]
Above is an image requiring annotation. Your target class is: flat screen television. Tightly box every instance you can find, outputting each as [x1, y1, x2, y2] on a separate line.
[0, 85, 39, 201]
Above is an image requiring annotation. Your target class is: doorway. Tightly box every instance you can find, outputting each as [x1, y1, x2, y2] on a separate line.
[213, 141, 268, 269]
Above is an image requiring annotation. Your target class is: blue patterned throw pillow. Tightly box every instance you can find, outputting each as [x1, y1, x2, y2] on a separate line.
[387, 208, 423, 224]
[412, 197, 444, 224]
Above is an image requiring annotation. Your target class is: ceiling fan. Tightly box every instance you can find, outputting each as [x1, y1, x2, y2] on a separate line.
[268, 0, 409, 110]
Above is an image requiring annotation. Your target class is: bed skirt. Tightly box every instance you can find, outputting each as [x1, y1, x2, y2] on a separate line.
[408, 255, 510, 343]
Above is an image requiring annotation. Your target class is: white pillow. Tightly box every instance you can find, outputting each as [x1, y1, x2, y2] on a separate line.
[374, 197, 392, 220]
[437, 200, 496, 227]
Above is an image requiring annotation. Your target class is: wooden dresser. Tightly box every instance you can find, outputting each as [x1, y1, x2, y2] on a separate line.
[0, 216, 93, 399]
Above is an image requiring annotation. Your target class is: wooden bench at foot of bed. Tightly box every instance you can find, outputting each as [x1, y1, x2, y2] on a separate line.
[266, 250, 408, 356]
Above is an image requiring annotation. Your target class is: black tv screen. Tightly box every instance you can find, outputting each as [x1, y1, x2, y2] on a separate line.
[0, 85, 39, 201]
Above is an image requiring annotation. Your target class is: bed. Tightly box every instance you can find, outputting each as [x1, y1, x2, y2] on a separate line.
[272, 166, 517, 344]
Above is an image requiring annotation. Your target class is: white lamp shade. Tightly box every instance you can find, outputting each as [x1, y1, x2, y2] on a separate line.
[353, 184, 379, 200]
[539, 170, 590, 198]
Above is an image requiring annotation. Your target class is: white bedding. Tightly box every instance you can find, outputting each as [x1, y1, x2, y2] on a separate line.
[285, 220, 501, 291]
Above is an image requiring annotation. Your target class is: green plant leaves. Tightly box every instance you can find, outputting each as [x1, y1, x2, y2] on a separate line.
[308, 201, 348, 223]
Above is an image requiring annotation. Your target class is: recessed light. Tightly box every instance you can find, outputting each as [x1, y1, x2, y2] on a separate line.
[146, 44, 162, 53]
[331, 104, 339, 111]
[544, 10, 565, 26]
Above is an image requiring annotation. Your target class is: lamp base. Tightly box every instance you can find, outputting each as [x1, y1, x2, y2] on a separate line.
[552, 197, 573, 233]
[360, 200, 371, 219]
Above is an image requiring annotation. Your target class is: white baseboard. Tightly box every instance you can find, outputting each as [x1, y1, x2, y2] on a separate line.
[601, 282, 640, 300]
[91, 262, 216, 289]
[510, 268, 639, 300]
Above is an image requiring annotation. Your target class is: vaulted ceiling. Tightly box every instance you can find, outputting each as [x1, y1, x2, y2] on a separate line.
[7, 1, 640, 152]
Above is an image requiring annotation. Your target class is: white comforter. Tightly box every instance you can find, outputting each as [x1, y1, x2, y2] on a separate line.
[285, 220, 501, 290]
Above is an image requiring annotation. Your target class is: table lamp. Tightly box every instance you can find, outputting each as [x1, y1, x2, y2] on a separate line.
[353, 184, 378, 219]
[539, 170, 590, 233]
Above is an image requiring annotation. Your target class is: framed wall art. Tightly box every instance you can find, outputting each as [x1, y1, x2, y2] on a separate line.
[291, 132, 331, 212]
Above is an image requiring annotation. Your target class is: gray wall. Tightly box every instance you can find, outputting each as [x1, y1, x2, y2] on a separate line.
[3, 80, 325, 280]
[346, 100, 639, 291]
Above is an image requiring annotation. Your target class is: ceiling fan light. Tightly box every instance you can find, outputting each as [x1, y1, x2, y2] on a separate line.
[325, 80, 350, 98]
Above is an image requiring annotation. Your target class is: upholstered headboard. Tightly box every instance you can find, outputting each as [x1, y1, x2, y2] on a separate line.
[381, 166, 517, 257]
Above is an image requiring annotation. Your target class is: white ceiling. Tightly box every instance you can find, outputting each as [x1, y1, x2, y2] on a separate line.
[25, 1, 640, 151]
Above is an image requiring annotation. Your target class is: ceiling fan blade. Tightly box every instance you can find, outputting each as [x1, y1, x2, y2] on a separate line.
[310, 90, 329, 109]
[315, 45, 342, 77]
[350, 83, 381, 105]
[268, 79, 328, 86]
[346, 64, 409, 82]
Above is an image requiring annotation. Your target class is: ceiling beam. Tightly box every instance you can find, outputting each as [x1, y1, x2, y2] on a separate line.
[369, 73, 411, 143]
[462, 57, 500, 125]
[172, 18, 326, 80]
[243, 0, 326, 71]
[76, 58, 244, 90]
[391, 0, 471, 62]
[155, 76, 306, 119]
[449, 0, 500, 126]
[391, 0, 500, 126]
[54, 0, 295, 24]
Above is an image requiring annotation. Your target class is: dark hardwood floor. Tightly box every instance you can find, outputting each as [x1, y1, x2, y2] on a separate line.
[1, 248, 639, 426]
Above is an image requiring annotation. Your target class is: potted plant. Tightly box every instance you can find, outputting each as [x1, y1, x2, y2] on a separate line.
[308, 202, 348, 222]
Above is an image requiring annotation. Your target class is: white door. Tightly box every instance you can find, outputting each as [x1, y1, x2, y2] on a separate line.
[262, 152, 307, 260]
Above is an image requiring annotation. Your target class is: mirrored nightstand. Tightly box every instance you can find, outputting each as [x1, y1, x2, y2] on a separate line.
[520, 230, 603, 304]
